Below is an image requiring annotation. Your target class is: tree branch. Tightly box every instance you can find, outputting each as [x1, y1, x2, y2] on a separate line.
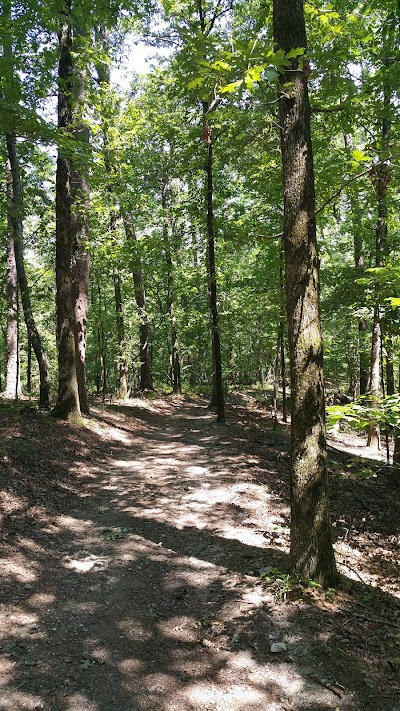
[315, 151, 400, 216]
[311, 103, 352, 113]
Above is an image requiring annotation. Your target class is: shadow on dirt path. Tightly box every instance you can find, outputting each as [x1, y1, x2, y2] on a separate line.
[0, 395, 399, 711]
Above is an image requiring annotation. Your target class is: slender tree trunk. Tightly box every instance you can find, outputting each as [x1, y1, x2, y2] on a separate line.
[96, 278, 107, 396]
[162, 179, 181, 394]
[195, 0, 224, 420]
[344, 134, 368, 396]
[367, 80, 391, 447]
[386, 337, 395, 396]
[393, 364, 400, 470]
[5, 160, 20, 398]
[95, 31, 127, 399]
[6, 134, 51, 409]
[273, 0, 337, 587]
[122, 212, 153, 390]
[359, 319, 369, 395]
[272, 331, 279, 424]
[113, 259, 128, 399]
[26, 336, 32, 393]
[202, 106, 224, 422]
[367, 306, 382, 448]
[3, 0, 23, 402]
[279, 239, 287, 422]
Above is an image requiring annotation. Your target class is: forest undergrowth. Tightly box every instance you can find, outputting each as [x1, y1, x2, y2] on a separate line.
[0, 392, 399, 711]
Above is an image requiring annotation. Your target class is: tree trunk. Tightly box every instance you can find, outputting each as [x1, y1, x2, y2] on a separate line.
[53, 7, 90, 419]
[26, 336, 32, 393]
[359, 319, 369, 396]
[95, 33, 127, 399]
[113, 259, 128, 399]
[279, 239, 287, 422]
[5, 160, 20, 399]
[122, 212, 153, 390]
[6, 134, 51, 409]
[3, 0, 23, 402]
[393, 365, 400, 470]
[96, 278, 108, 396]
[70, 25, 90, 414]
[273, 0, 337, 587]
[53, 5, 81, 420]
[202, 106, 224, 422]
[343, 133, 368, 397]
[386, 337, 395, 396]
[366, 145, 390, 445]
[367, 306, 381, 449]
[162, 179, 181, 394]
[72, 247, 90, 414]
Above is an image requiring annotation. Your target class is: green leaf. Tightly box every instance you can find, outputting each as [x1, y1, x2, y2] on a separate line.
[286, 47, 305, 59]
[220, 79, 243, 94]
[187, 76, 204, 89]
[351, 149, 369, 162]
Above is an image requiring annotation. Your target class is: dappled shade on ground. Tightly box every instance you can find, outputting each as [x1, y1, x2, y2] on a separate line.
[0, 394, 399, 710]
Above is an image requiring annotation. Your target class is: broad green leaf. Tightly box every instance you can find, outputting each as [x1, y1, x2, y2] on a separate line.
[220, 79, 243, 94]
[351, 149, 369, 162]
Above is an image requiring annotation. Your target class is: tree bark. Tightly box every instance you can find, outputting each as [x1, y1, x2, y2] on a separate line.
[5, 159, 20, 399]
[279, 239, 287, 422]
[202, 106, 224, 422]
[95, 31, 127, 399]
[5, 134, 51, 409]
[273, 0, 337, 587]
[359, 319, 369, 396]
[70, 25, 90, 415]
[393, 365, 400, 470]
[96, 277, 108, 396]
[367, 306, 381, 448]
[53, 5, 90, 419]
[366, 73, 391, 447]
[386, 337, 395, 396]
[113, 258, 128, 399]
[122, 212, 153, 390]
[343, 136, 369, 397]
[162, 179, 181, 394]
[53, 4, 81, 420]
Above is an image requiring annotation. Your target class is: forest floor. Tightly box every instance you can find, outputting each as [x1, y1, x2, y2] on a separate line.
[0, 392, 399, 711]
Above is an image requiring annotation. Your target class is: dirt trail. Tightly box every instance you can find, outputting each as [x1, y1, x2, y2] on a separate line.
[0, 395, 399, 711]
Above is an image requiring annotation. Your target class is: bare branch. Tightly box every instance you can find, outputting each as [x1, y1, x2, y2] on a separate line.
[257, 231, 283, 240]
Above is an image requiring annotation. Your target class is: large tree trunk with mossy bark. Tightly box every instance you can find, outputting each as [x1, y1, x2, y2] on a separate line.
[273, 0, 337, 587]
[53, 5, 81, 420]
[53, 6, 90, 419]
[70, 23, 90, 415]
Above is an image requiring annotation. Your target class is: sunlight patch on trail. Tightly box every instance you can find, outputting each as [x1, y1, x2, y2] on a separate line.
[0, 557, 37, 584]
[64, 693, 98, 710]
